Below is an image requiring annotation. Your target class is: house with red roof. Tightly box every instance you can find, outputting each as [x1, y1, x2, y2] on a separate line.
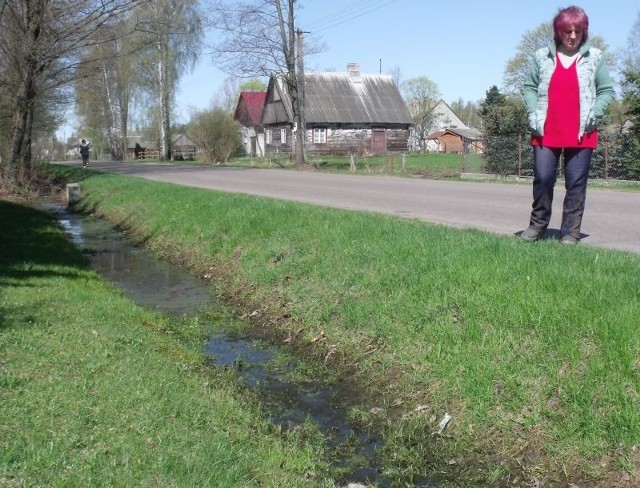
[233, 91, 267, 157]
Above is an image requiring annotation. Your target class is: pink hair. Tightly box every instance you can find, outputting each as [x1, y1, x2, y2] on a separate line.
[553, 6, 589, 45]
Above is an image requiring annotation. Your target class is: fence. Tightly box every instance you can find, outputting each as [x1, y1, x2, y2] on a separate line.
[478, 133, 640, 181]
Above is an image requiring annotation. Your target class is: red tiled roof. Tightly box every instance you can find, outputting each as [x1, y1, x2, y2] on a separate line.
[236, 91, 267, 126]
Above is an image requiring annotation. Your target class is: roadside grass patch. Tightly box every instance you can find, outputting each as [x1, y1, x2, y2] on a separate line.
[0, 200, 333, 487]
[44, 166, 640, 485]
[223, 152, 483, 177]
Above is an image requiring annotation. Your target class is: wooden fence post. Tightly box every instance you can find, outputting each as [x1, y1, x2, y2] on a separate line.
[518, 133, 522, 177]
[604, 134, 609, 180]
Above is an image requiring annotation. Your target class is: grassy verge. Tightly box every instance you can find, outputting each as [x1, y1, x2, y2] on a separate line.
[116, 152, 481, 177]
[0, 199, 333, 487]
[12, 164, 640, 486]
[221, 152, 483, 177]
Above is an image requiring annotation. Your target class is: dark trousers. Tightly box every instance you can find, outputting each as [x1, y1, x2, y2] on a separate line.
[529, 146, 593, 238]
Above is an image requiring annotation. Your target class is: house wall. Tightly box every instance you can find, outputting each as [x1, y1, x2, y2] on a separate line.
[241, 127, 265, 157]
[264, 125, 410, 157]
[264, 127, 294, 157]
[302, 127, 410, 156]
[385, 129, 411, 153]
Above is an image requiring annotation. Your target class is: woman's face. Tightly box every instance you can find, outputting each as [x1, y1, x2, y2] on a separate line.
[559, 25, 584, 52]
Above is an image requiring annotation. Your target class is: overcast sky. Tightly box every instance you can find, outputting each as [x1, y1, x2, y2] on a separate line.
[173, 0, 638, 124]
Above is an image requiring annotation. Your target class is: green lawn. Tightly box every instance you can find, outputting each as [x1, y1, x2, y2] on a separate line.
[126, 151, 484, 177]
[225, 151, 484, 176]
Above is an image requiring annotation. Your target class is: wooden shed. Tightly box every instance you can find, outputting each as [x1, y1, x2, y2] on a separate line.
[261, 63, 413, 157]
[172, 133, 198, 159]
[426, 127, 483, 154]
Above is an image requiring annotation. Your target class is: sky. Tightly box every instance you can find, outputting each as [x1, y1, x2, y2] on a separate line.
[172, 0, 639, 125]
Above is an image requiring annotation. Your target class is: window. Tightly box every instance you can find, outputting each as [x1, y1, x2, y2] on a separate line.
[265, 129, 272, 144]
[280, 129, 287, 144]
[313, 128, 327, 144]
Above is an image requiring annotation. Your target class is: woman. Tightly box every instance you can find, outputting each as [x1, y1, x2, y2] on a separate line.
[520, 5, 614, 244]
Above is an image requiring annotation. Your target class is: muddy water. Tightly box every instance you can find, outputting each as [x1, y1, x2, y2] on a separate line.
[45, 203, 213, 316]
[205, 333, 388, 485]
[47, 203, 437, 488]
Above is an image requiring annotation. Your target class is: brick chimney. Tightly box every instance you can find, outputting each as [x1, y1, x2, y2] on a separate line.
[347, 63, 362, 82]
[347, 63, 360, 77]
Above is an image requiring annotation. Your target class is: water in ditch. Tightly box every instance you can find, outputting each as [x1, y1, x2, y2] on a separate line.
[45, 201, 437, 488]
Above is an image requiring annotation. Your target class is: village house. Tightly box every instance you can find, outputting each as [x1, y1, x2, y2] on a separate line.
[261, 63, 413, 157]
[424, 99, 483, 154]
[233, 91, 267, 157]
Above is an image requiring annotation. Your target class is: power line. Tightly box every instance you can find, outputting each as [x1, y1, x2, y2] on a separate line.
[308, 0, 396, 31]
[303, 0, 398, 33]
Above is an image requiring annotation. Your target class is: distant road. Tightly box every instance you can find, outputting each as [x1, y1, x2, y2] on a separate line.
[68, 161, 640, 255]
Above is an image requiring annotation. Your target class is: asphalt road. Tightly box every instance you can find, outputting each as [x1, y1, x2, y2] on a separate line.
[73, 161, 640, 255]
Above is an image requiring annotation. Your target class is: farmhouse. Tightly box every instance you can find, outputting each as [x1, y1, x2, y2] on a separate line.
[261, 63, 413, 157]
[234, 91, 267, 157]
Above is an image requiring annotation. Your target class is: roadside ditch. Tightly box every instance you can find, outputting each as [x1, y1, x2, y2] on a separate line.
[42, 201, 439, 488]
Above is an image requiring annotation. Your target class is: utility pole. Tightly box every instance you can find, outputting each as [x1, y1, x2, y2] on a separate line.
[296, 29, 307, 164]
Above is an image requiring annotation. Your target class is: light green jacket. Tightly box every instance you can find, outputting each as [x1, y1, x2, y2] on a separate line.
[522, 42, 615, 140]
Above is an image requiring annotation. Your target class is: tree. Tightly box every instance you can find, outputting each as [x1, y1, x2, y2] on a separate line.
[480, 86, 529, 176]
[0, 0, 141, 187]
[387, 65, 402, 87]
[623, 71, 640, 134]
[450, 98, 482, 129]
[400, 76, 441, 151]
[208, 0, 317, 167]
[503, 22, 615, 95]
[135, 0, 203, 160]
[620, 11, 640, 73]
[187, 108, 241, 163]
[211, 76, 267, 113]
[608, 70, 640, 180]
[598, 11, 640, 180]
[75, 20, 139, 161]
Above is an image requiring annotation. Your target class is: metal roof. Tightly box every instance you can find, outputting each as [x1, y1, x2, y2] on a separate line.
[426, 127, 483, 140]
[302, 71, 412, 125]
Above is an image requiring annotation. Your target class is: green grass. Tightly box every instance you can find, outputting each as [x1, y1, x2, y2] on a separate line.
[214, 152, 484, 177]
[7, 164, 640, 485]
[0, 200, 333, 487]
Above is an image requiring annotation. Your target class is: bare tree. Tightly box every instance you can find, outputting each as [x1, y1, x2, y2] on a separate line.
[400, 76, 441, 151]
[387, 65, 402, 87]
[134, 0, 202, 160]
[208, 0, 315, 167]
[75, 21, 140, 161]
[187, 107, 240, 163]
[620, 11, 640, 74]
[211, 76, 268, 113]
[0, 0, 141, 186]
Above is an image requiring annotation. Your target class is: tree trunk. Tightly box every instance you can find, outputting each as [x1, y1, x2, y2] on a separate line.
[286, 76, 305, 168]
[157, 40, 171, 160]
[277, 0, 305, 168]
[5, 67, 36, 185]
